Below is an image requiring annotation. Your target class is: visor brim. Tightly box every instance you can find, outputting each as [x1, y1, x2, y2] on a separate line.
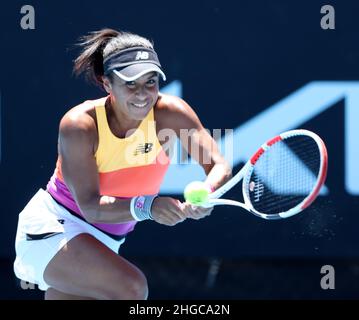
[113, 63, 166, 82]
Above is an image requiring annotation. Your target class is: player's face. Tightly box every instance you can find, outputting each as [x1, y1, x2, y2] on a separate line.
[105, 72, 159, 121]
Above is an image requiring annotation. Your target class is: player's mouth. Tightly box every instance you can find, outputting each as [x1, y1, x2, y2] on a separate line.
[130, 101, 148, 109]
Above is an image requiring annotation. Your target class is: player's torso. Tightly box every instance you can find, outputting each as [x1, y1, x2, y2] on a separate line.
[69, 93, 178, 158]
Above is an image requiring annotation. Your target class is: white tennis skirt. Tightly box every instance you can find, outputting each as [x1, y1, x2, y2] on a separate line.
[13, 189, 126, 291]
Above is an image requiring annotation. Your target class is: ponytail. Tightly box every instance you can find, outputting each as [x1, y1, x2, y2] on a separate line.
[73, 28, 154, 86]
[73, 28, 120, 85]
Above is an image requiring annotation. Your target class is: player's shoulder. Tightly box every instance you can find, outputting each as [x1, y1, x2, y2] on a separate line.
[156, 93, 189, 114]
[59, 98, 102, 136]
[155, 93, 200, 131]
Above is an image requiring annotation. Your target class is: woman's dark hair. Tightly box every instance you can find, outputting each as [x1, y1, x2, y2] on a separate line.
[73, 28, 153, 85]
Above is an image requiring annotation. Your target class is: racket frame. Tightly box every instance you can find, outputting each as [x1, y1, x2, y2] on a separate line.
[205, 129, 328, 220]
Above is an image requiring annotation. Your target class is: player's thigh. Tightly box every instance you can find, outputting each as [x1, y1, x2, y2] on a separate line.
[43, 233, 148, 300]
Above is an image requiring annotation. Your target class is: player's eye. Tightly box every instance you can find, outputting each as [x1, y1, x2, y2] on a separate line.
[146, 79, 157, 86]
[126, 81, 136, 88]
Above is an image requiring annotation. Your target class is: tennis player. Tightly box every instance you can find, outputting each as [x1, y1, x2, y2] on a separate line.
[13, 28, 232, 300]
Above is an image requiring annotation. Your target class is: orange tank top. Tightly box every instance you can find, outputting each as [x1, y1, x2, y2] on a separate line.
[47, 97, 170, 236]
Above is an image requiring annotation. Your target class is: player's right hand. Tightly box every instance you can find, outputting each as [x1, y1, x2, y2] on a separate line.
[151, 197, 187, 226]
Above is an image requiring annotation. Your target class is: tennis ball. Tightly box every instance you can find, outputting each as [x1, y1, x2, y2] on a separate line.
[184, 181, 209, 206]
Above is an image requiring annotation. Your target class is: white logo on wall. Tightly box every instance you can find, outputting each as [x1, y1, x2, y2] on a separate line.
[160, 81, 359, 196]
[1, 81, 359, 196]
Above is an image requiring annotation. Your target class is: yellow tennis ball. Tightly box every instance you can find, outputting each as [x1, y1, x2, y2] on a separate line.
[184, 181, 209, 206]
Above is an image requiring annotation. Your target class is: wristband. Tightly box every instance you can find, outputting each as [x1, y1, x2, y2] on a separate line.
[130, 195, 158, 221]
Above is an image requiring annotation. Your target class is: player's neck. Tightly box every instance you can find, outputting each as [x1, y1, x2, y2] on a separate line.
[105, 97, 142, 138]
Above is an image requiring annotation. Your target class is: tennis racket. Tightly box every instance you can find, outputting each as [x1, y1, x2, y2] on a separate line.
[199, 129, 328, 219]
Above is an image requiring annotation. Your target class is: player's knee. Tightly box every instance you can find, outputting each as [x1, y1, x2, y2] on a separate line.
[126, 271, 148, 300]
[102, 269, 148, 300]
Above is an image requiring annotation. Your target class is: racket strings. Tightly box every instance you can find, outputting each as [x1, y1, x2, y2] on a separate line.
[248, 135, 321, 215]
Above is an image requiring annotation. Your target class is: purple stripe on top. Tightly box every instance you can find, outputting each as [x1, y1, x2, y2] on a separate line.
[46, 173, 136, 236]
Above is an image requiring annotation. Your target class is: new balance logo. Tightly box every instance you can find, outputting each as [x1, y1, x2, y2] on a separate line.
[135, 51, 149, 60]
[134, 143, 153, 155]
